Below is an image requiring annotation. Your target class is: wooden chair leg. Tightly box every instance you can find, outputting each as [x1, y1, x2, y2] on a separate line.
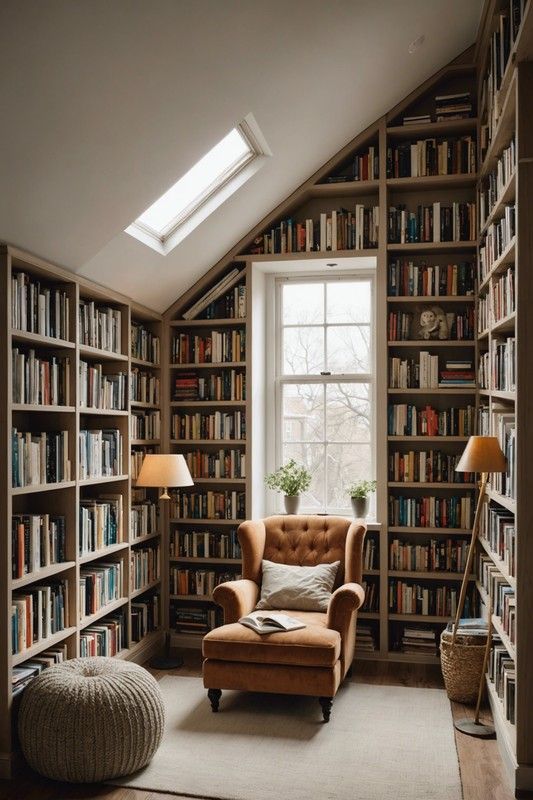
[208, 688, 222, 712]
[319, 697, 333, 722]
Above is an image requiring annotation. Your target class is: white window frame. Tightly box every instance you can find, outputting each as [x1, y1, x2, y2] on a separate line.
[267, 271, 377, 517]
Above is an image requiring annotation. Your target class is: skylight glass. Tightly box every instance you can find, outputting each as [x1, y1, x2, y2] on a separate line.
[129, 127, 254, 242]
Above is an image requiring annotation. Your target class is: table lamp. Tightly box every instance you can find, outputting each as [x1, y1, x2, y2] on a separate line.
[136, 453, 194, 669]
[452, 435, 506, 738]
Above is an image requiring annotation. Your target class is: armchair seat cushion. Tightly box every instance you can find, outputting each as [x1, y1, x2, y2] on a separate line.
[202, 610, 340, 668]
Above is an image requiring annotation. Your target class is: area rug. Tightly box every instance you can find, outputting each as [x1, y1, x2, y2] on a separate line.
[111, 676, 462, 800]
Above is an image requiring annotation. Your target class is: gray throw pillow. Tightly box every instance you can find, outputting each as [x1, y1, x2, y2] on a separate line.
[256, 559, 340, 612]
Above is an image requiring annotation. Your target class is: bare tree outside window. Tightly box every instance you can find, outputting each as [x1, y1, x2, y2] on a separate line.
[277, 277, 375, 514]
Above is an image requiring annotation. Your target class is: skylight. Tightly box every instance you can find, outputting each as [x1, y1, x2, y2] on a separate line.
[126, 116, 270, 255]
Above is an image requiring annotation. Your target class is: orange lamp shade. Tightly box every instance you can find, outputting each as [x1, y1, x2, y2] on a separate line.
[136, 454, 194, 488]
[455, 436, 507, 474]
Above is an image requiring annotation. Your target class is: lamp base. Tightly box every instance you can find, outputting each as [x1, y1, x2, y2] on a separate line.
[454, 719, 496, 738]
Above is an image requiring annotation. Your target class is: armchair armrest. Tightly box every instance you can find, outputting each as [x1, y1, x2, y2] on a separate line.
[212, 579, 260, 624]
[326, 582, 365, 677]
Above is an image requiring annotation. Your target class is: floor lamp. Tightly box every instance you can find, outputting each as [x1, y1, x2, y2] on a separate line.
[136, 454, 194, 669]
[452, 435, 506, 738]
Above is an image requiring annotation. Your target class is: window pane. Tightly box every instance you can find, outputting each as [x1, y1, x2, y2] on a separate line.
[327, 280, 371, 323]
[327, 325, 370, 373]
[282, 384, 323, 442]
[326, 383, 371, 442]
[282, 283, 324, 325]
[326, 443, 372, 509]
[282, 443, 325, 510]
[283, 327, 324, 374]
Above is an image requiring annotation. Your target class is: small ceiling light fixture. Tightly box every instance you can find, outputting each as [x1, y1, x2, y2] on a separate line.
[408, 34, 425, 54]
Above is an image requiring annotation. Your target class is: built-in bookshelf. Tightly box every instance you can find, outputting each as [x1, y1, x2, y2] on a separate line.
[0, 246, 164, 777]
[166, 265, 250, 648]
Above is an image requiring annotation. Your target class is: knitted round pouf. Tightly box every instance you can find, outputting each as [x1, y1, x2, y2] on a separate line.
[18, 656, 165, 782]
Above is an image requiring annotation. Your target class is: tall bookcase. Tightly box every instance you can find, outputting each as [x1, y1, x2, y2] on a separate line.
[0, 246, 164, 778]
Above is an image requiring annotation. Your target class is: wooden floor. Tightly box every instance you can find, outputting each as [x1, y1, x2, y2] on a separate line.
[0, 650, 516, 800]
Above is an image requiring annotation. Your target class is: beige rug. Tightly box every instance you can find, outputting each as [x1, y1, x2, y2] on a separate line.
[111, 676, 462, 800]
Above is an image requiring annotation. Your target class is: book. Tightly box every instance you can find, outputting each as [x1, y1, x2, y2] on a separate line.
[238, 611, 306, 635]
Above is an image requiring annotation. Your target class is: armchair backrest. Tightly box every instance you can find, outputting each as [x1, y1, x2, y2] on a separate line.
[238, 515, 367, 590]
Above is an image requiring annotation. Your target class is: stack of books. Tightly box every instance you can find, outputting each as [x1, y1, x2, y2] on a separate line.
[400, 626, 438, 655]
[131, 595, 160, 642]
[11, 644, 68, 696]
[402, 113, 431, 126]
[355, 624, 377, 652]
[439, 360, 475, 388]
[435, 92, 472, 121]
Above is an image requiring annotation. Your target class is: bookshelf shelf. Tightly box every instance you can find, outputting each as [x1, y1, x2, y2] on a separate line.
[387, 435, 469, 442]
[244, 249, 378, 262]
[78, 474, 129, 486]
[131, 531, 162, 546]
[357, 612, 380, 620]
[79, 407, 128, 416]
[387, 651, 440, 665]
[190, 477, 246, 485]
[170, 317, 248, 328]
[169, 518, 244, 526]
[130, 439, 161, 446]
[170, 438, 246, 446]
[387, 241, 477, 254]
[486, 486, 516, 514]
[169, 594, 215, 602]
[387, 296, 475, 303]
[491, 311, 516, 335]
[130, 578, 161, 600]
[387, 173, 477, 191]
[130, 401, 160, 409]
[78, 542, 130, 565]
[479, 71, 517, 179]
[489, 389, 516, 402]
[309, 179, 379, 198]
[10, 329, 75, 349]
[387, 340, 475, 348]
[388, 527, 471, 535]
[170, 400, 246, 408]
[11, 626, 78, 667]
[12, 404, 76, 414]
[387, 388, 476, 395]
[479, 171, 516, 236]
[479, 537, 516, 589]
[492, 613, 516, 661]
[11, 560, 76, 590]
[169, 361, 245, 370]
[478, 238, 516, 293]
[116, 629, 163, 661]
[79, 597, 129, 629]
[170, 556, 242, 565]
[388, 570, 471, 580]
[388, 482, 476, 489]
[388, 613, 453, 623]
[386, 118, 478, 139]
[11, 480, 76, 495]
[78, 344, 128, 362]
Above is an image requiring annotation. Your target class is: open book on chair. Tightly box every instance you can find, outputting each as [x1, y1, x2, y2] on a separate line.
[238, 611, 306, 635]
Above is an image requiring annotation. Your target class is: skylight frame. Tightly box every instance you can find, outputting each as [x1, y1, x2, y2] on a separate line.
[126, 116, 269, 254]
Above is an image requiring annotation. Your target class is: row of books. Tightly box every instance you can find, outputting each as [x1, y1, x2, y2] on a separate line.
[131, 499, 159, 539]
[326, 145, 379, 183]
[387, 309, 474, 341]
[388, 580, 478, 617]
[199, 282, 246, 320]
[388, 494, 473, 529]
[12, 348, 70, 407]
[170, 529, 242, 560]
[388, 449, 474, 483]
[489, 639, 515, 725]
[12, 580, 69, 654]
[435, 91, 473, 122]
[132, 594, 160, 642]
[361, 580, 379, 612]
[170, 490, 246, 521]
[479, 206, 516, 283]
[130, 369, 160, 405]
[248, 206, 380, 254]
[389, 537, 470, 573]
[12, 644, 67, 696]
[183, 448, 246, 480]
[387, 260, 475, 297]
[479, 137, 516, 228]
[493, 411, 516, 500]
[386, 136, 476, 179]
[173, 605, 218, 634]
[11, 513, 66, 579]
[131, 448, 150, 481]
[478, 554, 515, 645]
[79, 362, 127, 411]
[387, 202, 477, 244]
[12, 428, 71, 488]
[172, 330, 246, 364]
[79, 495, 123, 556]
[479, 337, 516, 392]
[363, 536, 378, 570]
[78, 428, 123, 480]
[388, 403, 476, 437]
[171, 411, 246, 441]
[170, 568, 241, 597]
[491, 267, 515, 324]
[11, 272, 70, 341]
[80, 612, 126, 657]
[389, 354, 475, 390]
[480, 502, 515, 578]
[480, 0, 524, 159]
[131, 410, 161, 441]
[173, 370, 246, 402]
[130, 545, 160, 592]
[130, 322, 160, 364]
[79, 562, 122, 619]
[79, 300, 122, 354]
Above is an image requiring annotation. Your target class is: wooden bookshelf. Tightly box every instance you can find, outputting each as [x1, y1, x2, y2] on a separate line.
[0, 245, 165, 777]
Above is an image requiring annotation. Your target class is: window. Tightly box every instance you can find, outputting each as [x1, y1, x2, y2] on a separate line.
[126, 116, 270, 255]
[273, 275, 375, 515]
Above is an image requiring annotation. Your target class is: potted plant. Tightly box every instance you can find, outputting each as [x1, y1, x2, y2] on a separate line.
[347, 479, 376, 519]
[265, 458, 312, 515]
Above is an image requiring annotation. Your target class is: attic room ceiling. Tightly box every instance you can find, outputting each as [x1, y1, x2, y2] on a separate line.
[0, 0, 483, 313]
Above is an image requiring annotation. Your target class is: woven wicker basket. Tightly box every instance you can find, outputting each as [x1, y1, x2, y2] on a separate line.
[440, 628, 488, 704]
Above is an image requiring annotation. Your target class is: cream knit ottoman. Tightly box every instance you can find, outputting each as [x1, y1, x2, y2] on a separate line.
[18, 656, 165, 782]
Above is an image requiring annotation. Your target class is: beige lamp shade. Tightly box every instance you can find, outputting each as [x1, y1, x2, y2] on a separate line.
[136, 454, 193, 499]
[455, 436, 507, 474]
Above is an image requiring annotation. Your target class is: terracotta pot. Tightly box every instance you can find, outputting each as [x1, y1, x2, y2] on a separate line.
[284, 496, 300, 515]
[351, 496, 369, 518]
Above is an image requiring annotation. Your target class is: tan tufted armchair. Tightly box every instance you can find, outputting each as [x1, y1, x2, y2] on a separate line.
[202, 515, 367, 721]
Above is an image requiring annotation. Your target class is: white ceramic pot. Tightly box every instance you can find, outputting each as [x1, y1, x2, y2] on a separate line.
[284, 496, 300, 515]
[351, 496, 369, 518]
